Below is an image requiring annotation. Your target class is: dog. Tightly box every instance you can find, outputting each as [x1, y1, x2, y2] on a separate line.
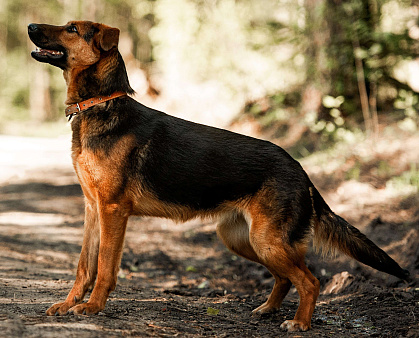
[28, 21, 409, 332]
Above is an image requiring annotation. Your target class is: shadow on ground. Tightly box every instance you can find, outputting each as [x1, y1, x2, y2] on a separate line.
[0, 163, 418, 337]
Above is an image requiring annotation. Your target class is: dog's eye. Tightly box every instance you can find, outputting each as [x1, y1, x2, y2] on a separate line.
[67, 25, 78, 33]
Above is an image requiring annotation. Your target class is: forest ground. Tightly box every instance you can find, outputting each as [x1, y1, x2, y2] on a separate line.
[0, 132, 418, 337]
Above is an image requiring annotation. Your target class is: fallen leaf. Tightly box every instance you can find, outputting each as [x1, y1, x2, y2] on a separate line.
[198, 280, 209, 289]
[207, 307, 219, 315]
[186, 266, 197, 272]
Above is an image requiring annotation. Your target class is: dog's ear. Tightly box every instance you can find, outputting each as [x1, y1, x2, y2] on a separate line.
[96, 24, 120, 51]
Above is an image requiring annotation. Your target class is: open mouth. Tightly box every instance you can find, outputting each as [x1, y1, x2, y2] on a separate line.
[32, 46, 65, 59]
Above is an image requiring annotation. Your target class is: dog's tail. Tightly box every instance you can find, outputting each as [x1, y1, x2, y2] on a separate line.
[310, 186, 410, 281]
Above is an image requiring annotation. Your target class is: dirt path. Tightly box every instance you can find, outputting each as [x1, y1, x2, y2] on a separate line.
[0, 135, 418, 337]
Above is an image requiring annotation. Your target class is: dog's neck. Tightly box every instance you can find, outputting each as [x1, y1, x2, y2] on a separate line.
[63, 49, 134, 105]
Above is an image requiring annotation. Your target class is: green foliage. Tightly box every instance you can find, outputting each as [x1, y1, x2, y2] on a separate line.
[395, 89, 419, 132]
[242, 0, 418, 151]
[386, 163, 419, 194]
[0, 0, 417, 137]
[150, 0, 305, 101]
[345, 162, 361, 181]
[0, 50, 31, 120]
[324, 0, 418, 117]
[245, 92, 299, 127]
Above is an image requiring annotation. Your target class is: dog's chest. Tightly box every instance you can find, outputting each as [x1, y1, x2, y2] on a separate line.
[71, 132, 137, 202]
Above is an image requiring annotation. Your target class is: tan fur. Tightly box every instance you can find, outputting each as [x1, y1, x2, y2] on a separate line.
[216, 210, 260, 262]
[245, 195, 320, 330]
[35, 21, 320, 331]
[312, 212, 339, 257]
[60, 22, 115, 104]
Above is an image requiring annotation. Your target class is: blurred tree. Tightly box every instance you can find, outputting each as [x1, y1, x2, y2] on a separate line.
[320, 0, 418, 133]
[243, 0, 418, 150]
[150, 0, 306, 125]
[0, 0, 417, 137]
[0, 0, 157, 125]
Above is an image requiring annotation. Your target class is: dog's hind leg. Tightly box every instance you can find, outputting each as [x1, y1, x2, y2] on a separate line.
[46, 199, 100, 316]
[252, 275, 292, 314]
[217, 210, 293, 314]
[279, 262, 320, 332]
[247, 202, 320, 332]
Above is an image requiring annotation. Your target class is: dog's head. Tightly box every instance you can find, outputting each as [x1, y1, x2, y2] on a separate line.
[28, 21, 120, 70]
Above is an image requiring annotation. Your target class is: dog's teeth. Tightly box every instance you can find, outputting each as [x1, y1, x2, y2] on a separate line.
[33, 47, 63, 56]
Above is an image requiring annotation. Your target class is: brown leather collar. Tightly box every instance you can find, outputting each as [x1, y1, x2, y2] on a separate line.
[65, 91, 127, 121]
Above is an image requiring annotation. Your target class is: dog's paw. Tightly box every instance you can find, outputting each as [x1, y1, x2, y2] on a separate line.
[68, 302, 103, 315]
[46, 302, 73, 316]
[280, 319, 309, 332]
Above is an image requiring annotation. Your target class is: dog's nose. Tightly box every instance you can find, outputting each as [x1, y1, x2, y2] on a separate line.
[28, 23, 38, 33]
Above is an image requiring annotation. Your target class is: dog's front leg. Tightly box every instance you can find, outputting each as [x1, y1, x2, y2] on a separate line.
[67, 202, 129, 315]
[46, 200, 100, 315]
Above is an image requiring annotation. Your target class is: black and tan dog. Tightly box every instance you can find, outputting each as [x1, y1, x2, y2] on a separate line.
[28, 21, 409, 332]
